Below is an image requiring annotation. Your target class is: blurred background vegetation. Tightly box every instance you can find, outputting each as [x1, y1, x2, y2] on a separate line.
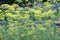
[0, 0, 60, 6]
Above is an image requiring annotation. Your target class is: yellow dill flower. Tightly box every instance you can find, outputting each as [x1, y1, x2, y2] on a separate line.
[16, 14, 21, 17]
[0, 17, 4, 20]
[37, 24, 46, 31]
[12, 3, 19, 8]
[15, 11, 20, 13]
[29, 8, 35, 12]
[13, 14, 23, 19]
[44, 2, 53, 9]
[6, 13, 13, 17]
[47, 9, 54, 13]
[1, 4, 11, 8]
[44, 2, 51, 6]
[32, 26, 35, 31]
[39, 27, 46, 31]
[37, 24, 43, 27]
[2, 4, 15, 10]
[34, 10, 41, 16]
[41, 12, 46, 16]
[23, 14, 30, 19]
[0, 13, 4, 20]
[8, 27, 15, 35]
[35, 10, 41, 13]
[41, 12, 49, 17]
[16, 7, 23, 11]
[45, 20, 51, 25]
[21, 34, 26, 37]
[9, 6, 15, 10]
[13, 14, 20, 18]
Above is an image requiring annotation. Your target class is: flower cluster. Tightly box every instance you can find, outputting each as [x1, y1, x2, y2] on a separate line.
[0, 2, 60, 40]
